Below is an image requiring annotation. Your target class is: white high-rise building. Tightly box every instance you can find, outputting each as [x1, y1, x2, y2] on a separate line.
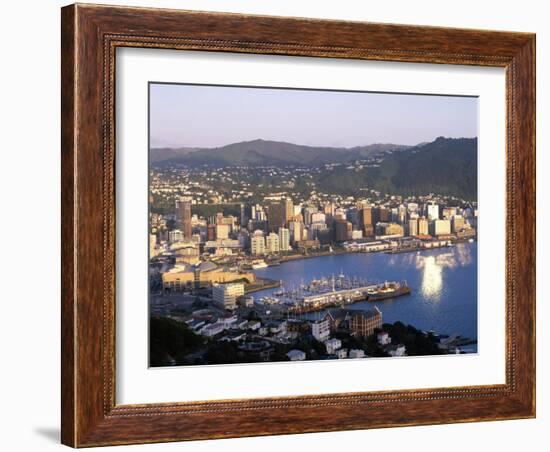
[312, 318, 330, 341]
[250, 232, 266, 255]
[278, 227, 290, 251]
[408, 218, 418, 236]
[427, 203, 439, 221]
[266, 232, 280, 253]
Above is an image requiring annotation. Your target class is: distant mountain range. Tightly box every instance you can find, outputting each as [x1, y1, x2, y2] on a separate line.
[315, 137, 478, 199]
[150, 139, 411, 166]
[151, 137, 478, 199]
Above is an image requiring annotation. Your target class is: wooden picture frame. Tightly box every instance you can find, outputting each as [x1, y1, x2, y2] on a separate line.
[61, 3, 535, 447]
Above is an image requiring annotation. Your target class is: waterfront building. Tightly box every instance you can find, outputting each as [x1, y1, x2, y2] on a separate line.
[349, 307, 382, 338]
[278, 227, 290, 251]
[296, 239, 320, 252]
[311, 318, 331, 341]
[378, 207, 390, 223]
[398, 204, 407, 224]
[452, 215, 465, 233]
[175, 196, 193, 239]
[432, 219, 451, 236]
[289, 220, 303, 245]
[212, 282, 245, 310]
[342, 240, 390, 252]
[418, 216, 429, 235]
[351, 229, 363, 240]
[162, 262, 255, 290]
[385, 223, 405, 237]
[427, 202, 439, 221]
[335, 219, 352, 242]
[408, 218, 418, 236]
[286, 349, 306, 361]
[324, 338, 342, 354]
[359, 207, 374, 237]
[266, 232, 280, 254]
[251, 233, 266, 256]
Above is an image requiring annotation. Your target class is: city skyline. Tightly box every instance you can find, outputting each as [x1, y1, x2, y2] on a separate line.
[150, 83, 478, 149]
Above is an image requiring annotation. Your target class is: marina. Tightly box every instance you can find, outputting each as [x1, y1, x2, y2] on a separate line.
[253, 242, 478, 343]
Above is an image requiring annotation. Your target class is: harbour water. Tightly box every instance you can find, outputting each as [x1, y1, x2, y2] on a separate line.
[253, 242, 478, 343]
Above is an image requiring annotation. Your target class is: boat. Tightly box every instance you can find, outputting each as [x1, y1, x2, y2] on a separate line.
[367, 281, 411, 301]
[251, 260, 268, 269]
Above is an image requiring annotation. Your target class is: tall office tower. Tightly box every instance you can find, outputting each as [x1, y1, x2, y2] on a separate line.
[408, 218, 418, 236]
[442, 207, 458, 220]
[359, 207, 374, 237]
[311, 212, 326, 224]
[278, 227, 290, 251]
[207, 224, 216, 241]
[240, 203, 252, 227]
[335, 219, 352, 242]
[407, 202, 419, 215]
[289, 220, 303, 244]
[175, 197, 192, 239]
[427, 203, 439, 221]
[267, 202, 285, 232]
[324, 201, 335, 217]
[255, 208, 267, 222]
[303, 206, 318, 226]
[398, 204, 407, 224]
[452, 215, 465, 233]
[266, 232, 280, 254]
[418, 217, 429, 235]
[378, 207, 390, 223]
[346, 208, 359, 228]
[283, 198, 294, 225]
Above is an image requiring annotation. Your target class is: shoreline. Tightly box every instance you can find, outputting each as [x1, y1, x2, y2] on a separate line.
[263, 239, 475, 269]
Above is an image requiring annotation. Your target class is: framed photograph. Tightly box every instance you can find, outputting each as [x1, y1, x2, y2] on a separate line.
[61, 4, 535, 447]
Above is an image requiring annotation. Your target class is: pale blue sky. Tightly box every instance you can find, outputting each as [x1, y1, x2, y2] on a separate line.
[149, 83, 477, 149]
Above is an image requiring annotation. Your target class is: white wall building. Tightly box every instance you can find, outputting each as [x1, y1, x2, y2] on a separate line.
[212, 283, 244, 310]
[266, 232, 280, 253]
[311, 318, 331, 341]
[278, 227, 290, 251]
[325, 338, 342, 354]
[250, 234, 266, 255]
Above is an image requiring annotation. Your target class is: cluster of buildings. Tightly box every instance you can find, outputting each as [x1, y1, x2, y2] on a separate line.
[151, 195, 477, 261]
[169, 291, 388, 362]
[149, 192, 477, 296]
